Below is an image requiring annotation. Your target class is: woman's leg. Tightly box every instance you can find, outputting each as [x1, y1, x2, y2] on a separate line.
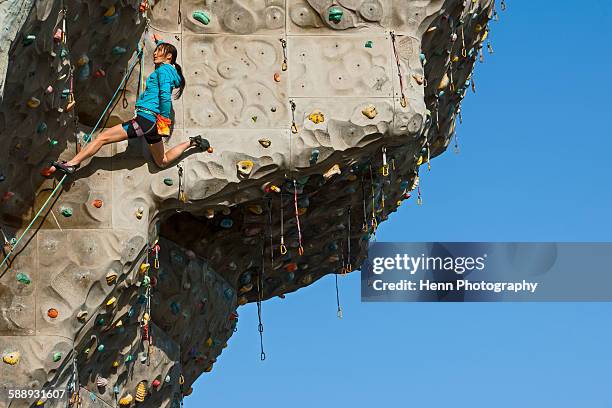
[148, 140, 192, 168]
[66, 123, 128, 166]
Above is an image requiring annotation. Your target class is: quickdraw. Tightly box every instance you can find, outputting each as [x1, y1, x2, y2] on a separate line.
[461, 26, 467, 58]
[279, 192, 287, 255]
[335, 273, 343, 319]
[390, 32, 407, 108]
[151, 243, 160, 269]
[417, 184, 423, 206]
[369, 166, 378, 234]
[501, 0, 507, 11]
[267, 198, 274, 267]
[346, 206, 352, 273]
[426, 142, 431, 171]
[293, 180, 304, 256]
[280, 38, 288, 71]
[361, 177, 368, 232]
[257, 236, 266, 361]
[290, 100, 298, 134]
[381, 146, 389, 176]
[454, 132, 460, 154]
[177, 163, 187, 203]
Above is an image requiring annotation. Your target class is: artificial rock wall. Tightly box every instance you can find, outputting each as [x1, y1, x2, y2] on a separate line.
[0, 0, 497, 406]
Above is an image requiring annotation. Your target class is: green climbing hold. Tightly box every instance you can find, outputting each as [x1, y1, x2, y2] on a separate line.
[163, 178, 174, 186]
[365, 40, 373, 48]
[329, 7, 343, 23]
[49, 139, 58, 147]
[23, 35, 36, 46]
[112, 46, 127, 55]
[193, 11, 211, 26]
[52, 352, 62, 362]
[16, 272, 31, 285]
[60, 48, 69, 58]
[60, 207, 73, 217]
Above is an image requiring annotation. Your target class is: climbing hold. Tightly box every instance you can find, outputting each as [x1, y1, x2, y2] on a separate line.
[309, 149, 320, 165]
[193, 10, 211, 25]
[236, 160, 254, 177]
[96, 377, 108, 389]
[258, 139, 271, 148]
[205, 208, 215, 219]
[412, 74, 425, 85]
[106, 297, 116, 307]
[328, 7, 343, 23]
[60, 207, 73, 217]
[37, 122, 47, 134]
[52, 352, 62, 362]
[475, 23, 483, 33]
[27, 97, 41, 108]
[163, 178, 174, 186]
[308, 110, 325, 124]
[220, 218, 233, 229]
[112, 360, 119, 368]
[45, 85, 54, 94]
[78, 65, 90, 81]
[362, 104, 378, 119]
[112, 46, 127, 55]
[170, 301, 180, 315]
[2, 191, 15, 201]
[3, 351, 20, 365]
[47, 308, 59, 318]
[105, 271, 117, 285]
[152, 379, 161, 388]
[302, 274, 313, 285]
[77, 55, 89, 67]
[323, 164, 341, 180]
[77, 310, 88, 321]
[23, 35, 36, 46]
[205, 337, 213, 347]
[239, 283, 253, 294]
[49, 139, 59, 147]
[274, 72, 281, 82]
[136, 207, 144, 220]
[119, 394, 133, 406]
[104, 6, 116, 17]
[39, 167, 55, 178]
[94, 69, 106, 78]
[438, 73, 450, 91]
[286, 263, 297, 272]
[140, 263, 150, 274]
[135, 382, 146, 402]
[248, 205, 263, 215]
[16, 272, 31, 284]
[223, 287, 234, 300]
[365, 40, 373, 48]
[90, 199, 103, 209]
[125, 355, 135, 363]
[426, 26, 438, 33]
[97, 344, 105, 352]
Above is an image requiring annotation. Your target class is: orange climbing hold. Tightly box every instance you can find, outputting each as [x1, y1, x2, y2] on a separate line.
[92, 199, 103, 208]
[47, 308, 59, 318]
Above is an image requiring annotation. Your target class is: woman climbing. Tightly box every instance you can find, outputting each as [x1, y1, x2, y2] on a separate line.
[51, 42, 209, 174]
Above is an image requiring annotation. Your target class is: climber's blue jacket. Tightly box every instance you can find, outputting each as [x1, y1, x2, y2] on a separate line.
[135, 63, 181, 122]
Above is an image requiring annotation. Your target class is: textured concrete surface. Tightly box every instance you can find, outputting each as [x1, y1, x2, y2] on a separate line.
[0, 0, 496, 406]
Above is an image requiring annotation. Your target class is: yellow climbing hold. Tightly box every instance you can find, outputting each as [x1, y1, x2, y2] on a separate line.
[323, 164, 341, 180]
[205, 337, 213, 347]
[106, 297, 116, 307]
[27, 97, 41, 108]
[362, 104, 377, 119]
[237, 160, 254, 177]
[248, 205, 263, 215]
[308, 110, 325, 124]
[135, 207, 144, 220]
[106, 272, 117, 285]
[104, 6, 116, 17]
[119, 394, 133, 406]
[438, 73, 450, 91]
[139, 263, 150, 274]
[3, 351, 20, 365]
[135, 382, 146, 402]
[112, 360, 119, 368]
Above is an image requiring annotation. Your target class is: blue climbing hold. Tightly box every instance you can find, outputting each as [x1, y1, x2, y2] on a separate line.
[223, 287, 234, 300]
[220, 218, 233, 229]
[309, 149, 320, 165]
[37, 122, 47, 134]
[112, 46, 127, 55]
[239, 272, 252, 285]
[170, 301, 180, 315]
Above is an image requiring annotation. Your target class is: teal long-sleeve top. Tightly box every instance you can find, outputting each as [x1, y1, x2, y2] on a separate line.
[135, 63, 181, 122]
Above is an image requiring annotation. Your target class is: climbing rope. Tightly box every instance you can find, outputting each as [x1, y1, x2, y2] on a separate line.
[346, 206, 352, 273]
[335, 273, 343, 319]
[0, 39, 145, 270]
[390, 31, 407, 108]
[293, 180, 304, 256]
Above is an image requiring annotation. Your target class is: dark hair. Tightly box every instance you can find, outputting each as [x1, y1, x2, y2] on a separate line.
[156, 42, 186, 99]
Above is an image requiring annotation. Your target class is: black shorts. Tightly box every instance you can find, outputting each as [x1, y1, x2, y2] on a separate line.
[122, 115, 162, 145]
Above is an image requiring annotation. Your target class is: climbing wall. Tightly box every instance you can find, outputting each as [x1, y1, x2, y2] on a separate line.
[0, 0, 499, 406]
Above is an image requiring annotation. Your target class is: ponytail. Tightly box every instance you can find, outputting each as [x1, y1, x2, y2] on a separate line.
[173, 62, 186, 99]
[156, 42, 186, 99]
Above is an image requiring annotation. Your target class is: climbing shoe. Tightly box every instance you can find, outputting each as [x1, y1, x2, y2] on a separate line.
[51, 160, 79, 175]
[189, 135, 211, 152]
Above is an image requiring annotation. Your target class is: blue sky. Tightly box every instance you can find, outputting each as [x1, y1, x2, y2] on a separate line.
[189, 2, 612, 407]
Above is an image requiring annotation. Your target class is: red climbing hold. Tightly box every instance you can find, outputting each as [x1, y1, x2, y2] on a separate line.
[94, 69, 106, 78]
[2, 191, 15, 202]
[92, 199, 103, 208]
